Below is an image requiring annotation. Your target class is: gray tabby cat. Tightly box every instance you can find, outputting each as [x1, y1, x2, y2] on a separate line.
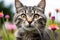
[14, 0, 58, 40]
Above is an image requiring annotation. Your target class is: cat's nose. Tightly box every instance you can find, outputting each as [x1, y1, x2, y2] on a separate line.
[28, 21, 32, 24]
[27, 18, 32, 24]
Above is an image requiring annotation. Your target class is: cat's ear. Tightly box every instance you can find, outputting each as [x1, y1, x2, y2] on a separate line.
[37, 0, 46, 9]
[15, 0, 23, 9]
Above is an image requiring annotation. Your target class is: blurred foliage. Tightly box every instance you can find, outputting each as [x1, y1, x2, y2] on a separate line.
[0, 1, 14, 24]
[46, 19, 60, 27]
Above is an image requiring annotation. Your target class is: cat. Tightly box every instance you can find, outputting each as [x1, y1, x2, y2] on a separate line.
[13, 0, 58, 40]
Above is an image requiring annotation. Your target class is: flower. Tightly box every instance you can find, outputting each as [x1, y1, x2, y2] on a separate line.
[0, 12, 4, 18]
[4, 22, 17, 33]
[56, 9, 60, 13]
[51, 16, 55, 21]
[5, 15, 10, 19]
[48, 12, 51, 17]
[48, 24, 59, 31]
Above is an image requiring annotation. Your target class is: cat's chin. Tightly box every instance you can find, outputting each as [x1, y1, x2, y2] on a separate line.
[22, 27, 36, 31]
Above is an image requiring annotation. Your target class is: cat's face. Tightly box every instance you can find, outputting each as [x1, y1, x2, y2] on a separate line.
[14, 0, 47, 31]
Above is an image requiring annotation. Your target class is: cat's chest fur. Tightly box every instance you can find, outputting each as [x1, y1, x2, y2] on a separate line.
[23, 32, 41, 40]
[15, 29, 50, 40]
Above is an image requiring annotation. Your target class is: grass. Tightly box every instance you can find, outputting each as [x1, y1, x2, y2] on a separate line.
[0, 28, 15, 40]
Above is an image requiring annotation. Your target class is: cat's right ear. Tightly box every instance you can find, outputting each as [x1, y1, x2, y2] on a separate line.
[15, 0, 23, 9]
[37, 0, 46, 10]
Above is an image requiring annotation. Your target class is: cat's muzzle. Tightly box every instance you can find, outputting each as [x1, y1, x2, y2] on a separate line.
[23, 24, 36, 31]
[27, 24, 34, 28]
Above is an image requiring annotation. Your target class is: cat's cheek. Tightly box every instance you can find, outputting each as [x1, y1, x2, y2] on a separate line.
[23, 21, 29, 26]
[31, 21, 37, 27]
[21, 21, 28, 28]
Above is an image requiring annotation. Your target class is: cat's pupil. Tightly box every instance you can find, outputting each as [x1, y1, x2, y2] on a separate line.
[21, 14, 26, 18]
[34, 14, 39, 19]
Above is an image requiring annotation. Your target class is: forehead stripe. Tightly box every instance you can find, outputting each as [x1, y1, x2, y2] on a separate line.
[16, 7, 44, 13]
[37, 8, 44, 12]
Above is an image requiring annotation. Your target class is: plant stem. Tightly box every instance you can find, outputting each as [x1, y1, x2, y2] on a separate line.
[52, 20, 55, 24]
[53, 31, 55, 40]
[6, 19, 8, 22]
[0, 19, 1, 28]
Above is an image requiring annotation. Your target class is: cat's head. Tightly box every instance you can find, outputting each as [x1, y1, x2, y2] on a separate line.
[14, 0, 47, 31]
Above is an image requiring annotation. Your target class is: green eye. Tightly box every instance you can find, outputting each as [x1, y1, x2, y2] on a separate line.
[21, 14, 26, 18]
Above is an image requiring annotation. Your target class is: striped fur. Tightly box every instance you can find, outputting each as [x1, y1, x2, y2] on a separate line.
[13, 0, 57, 40]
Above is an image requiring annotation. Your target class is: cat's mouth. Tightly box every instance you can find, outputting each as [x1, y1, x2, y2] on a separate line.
[22, 24, 36, 31]
[27, 24, 34, 28]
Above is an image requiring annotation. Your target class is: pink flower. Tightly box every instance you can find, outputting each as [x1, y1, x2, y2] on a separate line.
[48, 24, 59, 31]
[8, 23, 16, 30]
[5, 15, 10, 19]
[48, 12, 51, 17]
[0, 12, 4, 18]
[51, 16, 55, 21]
[4, 22, 17, 33]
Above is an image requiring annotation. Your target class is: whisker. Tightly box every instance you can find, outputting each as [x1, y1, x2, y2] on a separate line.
[33, 26, 42, 40]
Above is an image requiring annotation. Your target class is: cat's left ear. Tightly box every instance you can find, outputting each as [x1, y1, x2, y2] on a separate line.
[37, 0, 46, 10]
[15, 0, 23, 9]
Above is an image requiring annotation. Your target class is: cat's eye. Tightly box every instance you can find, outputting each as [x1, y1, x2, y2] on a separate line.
[21, 14, 26, 18]
[34, 14, 39, 19]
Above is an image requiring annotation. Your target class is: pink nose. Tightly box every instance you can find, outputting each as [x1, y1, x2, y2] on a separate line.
[28, 21, 32, 24]
[27, 18, 32, 24]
